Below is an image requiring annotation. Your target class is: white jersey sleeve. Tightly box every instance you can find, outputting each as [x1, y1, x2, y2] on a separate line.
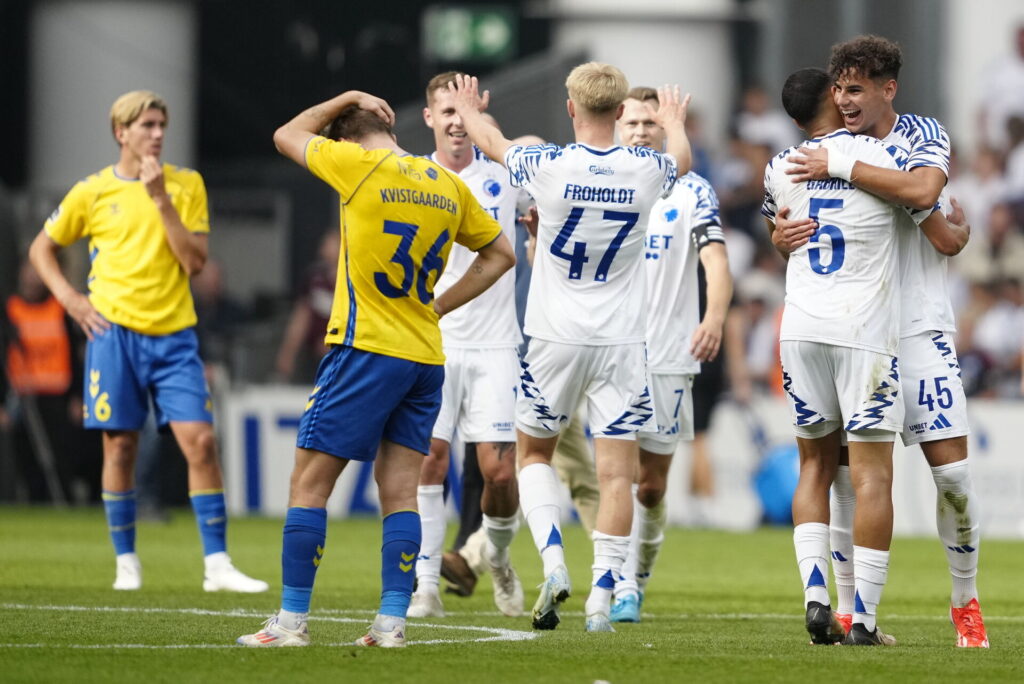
[505, 143, 678, 344]
[433, 148, 523, 348]
[884, 114, 956, 337]
[645, 172, 724, 373]
[764, 129, 926, 356]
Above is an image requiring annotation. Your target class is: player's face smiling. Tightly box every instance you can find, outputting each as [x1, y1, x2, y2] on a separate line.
[618, 98, 665, 150]
[426, 89, 470, 158]
[119, 107, 166, 160]
[832, 72, 895, 137]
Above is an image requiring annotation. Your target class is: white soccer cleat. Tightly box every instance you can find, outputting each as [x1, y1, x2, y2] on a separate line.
[585, 613, 615, 633]
[113, 553, 142, 591]
[407, 588, 445, 618]
[489, 560, 524, 617]
[202, 553, 269, 593]
[531, 564, 571, 630]
[237, 615, 310, 647]
[355, 624, 407, 648]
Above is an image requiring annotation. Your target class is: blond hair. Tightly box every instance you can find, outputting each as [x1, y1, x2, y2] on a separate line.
[109, 90, 168, 140]
[565, 62, 628, 114]
[425, 71, 463, 105]
[627, 86, 658, 104]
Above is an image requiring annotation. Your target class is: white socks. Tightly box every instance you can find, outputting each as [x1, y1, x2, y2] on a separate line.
[853, 545, 889, 633]
[636, 497, 667, 591]
[278, 609, 307, 631]
[794, 522, 831, 608]
[931, 460, 980, 607]
[614, 486, 642, 599]
[519, 463, 565, 576]
[416, 484, 445, 590]
[829, 465, 856, 614]
[586, 531, 629, 618]
[483, 512, 519, 567]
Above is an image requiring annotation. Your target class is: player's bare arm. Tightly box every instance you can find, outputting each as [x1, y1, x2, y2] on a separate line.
[140, 155, 208, 275]
[785, 146, 946, 211]
[691, 241, 732, 362]
[518, 204, 539, 266]
[27, 229, 110, 340]
[919, 197, 970, 257]
[769, 206, 817, 258]
[449, 75, 514, 165]
[648, 85, 693, 176]
[433, 231, 515, 318]
[273, 90, 395, 167]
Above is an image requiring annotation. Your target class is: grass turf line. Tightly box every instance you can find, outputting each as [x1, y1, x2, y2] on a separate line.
[0, 507, 1020, 683]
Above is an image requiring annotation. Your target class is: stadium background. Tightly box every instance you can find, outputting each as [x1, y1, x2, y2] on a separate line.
[1, 0, 1022, 538]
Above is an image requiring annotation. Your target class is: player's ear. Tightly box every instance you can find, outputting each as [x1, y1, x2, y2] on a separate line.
[566, 99, 575, 119]
[423, 106, 433, 128]
[883, 79, 898, 102]
[615, 102, 625, 121]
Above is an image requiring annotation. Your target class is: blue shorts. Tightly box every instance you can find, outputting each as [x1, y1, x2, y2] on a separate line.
[296, 345, 444, 461]
[84, 324, 212, 431]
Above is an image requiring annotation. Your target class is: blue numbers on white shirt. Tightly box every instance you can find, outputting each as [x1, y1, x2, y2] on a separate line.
[550, 207, 640, 281]
[807, 197, 846, 275]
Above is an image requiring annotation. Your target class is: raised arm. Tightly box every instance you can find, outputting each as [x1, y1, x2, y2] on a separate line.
[449, 75, 515, 165]
[786, 146, 945, 210]
[272, 90, 395, 167]
[140, 156, 207, 275]
[433, 232, 516, 318]
[649, 85, 693, 177]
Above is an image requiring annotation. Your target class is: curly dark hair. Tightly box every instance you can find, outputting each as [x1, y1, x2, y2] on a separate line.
[828, 35, 903, 82]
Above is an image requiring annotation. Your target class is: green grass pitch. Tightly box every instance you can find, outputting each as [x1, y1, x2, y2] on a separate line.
[1, 507, 1020, 683]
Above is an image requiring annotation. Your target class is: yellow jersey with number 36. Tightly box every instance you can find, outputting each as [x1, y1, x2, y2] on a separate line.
[305, 136, 501, 365]
[44, 164, 210, 335]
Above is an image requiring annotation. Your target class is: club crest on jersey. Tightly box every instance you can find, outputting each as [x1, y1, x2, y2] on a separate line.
[662, 207, 679, 222]
[425, 167, 438, 180]
[588, 164, 614, 176]
[47, 206, 62, 224]
[483, 178, 501, 197]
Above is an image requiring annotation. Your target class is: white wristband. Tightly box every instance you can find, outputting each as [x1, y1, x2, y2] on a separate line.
[826, 149, 856, 182]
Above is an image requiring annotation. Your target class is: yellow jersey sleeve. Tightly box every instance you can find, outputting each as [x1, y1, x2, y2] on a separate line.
[305, 136, 387, 201]
[176, 167, 210, 234]
[44, 177, 96, 246]
[452, 178, 502, 251]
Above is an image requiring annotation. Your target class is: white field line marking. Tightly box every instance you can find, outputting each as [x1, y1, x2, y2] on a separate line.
[0, 604, 537, 649]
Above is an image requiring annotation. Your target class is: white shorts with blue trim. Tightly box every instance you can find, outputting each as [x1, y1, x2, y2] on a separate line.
[899, 331, 970, 446]
[637, 373, 695, 454]
[431, 346, 518, 444]
[516, 340, 655, 441]
[780, 340, 904, 440]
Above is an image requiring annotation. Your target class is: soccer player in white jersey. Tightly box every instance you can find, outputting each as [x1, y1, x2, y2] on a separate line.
[764, 67, 942, 646]
[608, 87, 732, 623]
[407, 72, 526, 619]
[448, 65, 691, 632]
[783, 35, 985, 648]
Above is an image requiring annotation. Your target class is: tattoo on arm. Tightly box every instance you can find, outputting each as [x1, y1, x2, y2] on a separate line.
[473, 264, 484, 274]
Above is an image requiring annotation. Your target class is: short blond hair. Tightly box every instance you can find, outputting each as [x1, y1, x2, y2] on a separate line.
[565, 62, 628, 114]
[109, 90, 168, 139]
[425, 71, 462, 105]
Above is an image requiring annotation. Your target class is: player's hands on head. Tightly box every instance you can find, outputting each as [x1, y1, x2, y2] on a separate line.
[140, 155, 167, 201]
[650, 85, 690, 129]
[351, 91, 395, 127]
[772, 206, 817, 254]
[785, 147, 829, 182]
[63, 290, 111, 341]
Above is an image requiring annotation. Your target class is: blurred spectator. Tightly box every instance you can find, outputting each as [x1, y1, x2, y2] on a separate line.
[685, 108, 715, 185]
[191, 258, 249, 387]
[716, 133, 775, 240]
[734, 85, 801, 154]
[724, 263, 785, 403]
[948, 146, 1007, 250]
[978, 24, 1024, 150]
[1, 260, 99, 503]
[273, 229, 339, 382]
[957, 278, 1024, 397]
[958, 202, 1024, 284]
[1003, 116, 1024, 200]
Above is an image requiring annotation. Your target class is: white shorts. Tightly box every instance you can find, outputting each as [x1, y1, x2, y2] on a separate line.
[779, 341, 904, 441]
[516, 340, 654, 441]
[899, 331, 970, 446]
[637, 373, 695, 454]
[432, 347, 518, 444]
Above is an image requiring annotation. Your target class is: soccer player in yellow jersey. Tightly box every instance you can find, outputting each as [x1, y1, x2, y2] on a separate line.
[237, 90, 515, 648]
[27, 91, 267, 593]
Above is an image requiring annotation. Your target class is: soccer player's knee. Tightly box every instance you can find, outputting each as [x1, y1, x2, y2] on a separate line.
[184, 428, 218, 464]
[484, 466, 516, 491]
[636, 481, 665, 508]
[104, 434, 138, 467]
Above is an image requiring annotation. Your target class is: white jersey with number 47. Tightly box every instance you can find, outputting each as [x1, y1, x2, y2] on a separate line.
[762, 129, 931, 356]
[505, 143, 677, 345]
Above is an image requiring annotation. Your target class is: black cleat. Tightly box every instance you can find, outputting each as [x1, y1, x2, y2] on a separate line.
[805, 601, 845, 645]
[843, 622, 886, 646]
